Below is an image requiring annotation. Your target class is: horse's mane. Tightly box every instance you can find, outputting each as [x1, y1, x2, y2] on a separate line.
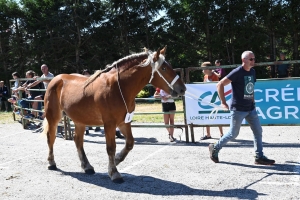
[84, 50, 151, 89]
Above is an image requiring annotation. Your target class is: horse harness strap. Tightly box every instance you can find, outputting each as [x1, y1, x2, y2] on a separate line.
[147, 53, 179, 90]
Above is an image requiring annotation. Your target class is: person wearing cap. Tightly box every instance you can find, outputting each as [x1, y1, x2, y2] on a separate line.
[276, 52, 290, 78]
[214, 60, 227, 80]
[200, 62, 224, 140]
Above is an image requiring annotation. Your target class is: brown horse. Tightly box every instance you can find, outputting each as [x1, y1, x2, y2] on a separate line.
[42, 46, 186, 183]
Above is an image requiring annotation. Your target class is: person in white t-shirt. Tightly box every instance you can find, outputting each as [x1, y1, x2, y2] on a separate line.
[27, 64, 54, 119]
[154, 88, 176, 142]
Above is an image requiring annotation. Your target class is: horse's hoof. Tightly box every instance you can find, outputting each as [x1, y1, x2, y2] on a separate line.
[48, 165, 57, 170]
[85, 169, 95, 175]
[112, 178, 125, 184]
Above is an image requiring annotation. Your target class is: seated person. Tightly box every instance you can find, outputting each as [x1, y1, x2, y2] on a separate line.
[19, 70, 43, 118]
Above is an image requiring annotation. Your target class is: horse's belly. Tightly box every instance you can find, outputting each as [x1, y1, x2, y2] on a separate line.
[60, 85, 104, 126]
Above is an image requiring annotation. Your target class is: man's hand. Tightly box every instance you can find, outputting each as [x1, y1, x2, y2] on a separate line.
[33, 76, 40, 80]
[221, 103, 229, 111]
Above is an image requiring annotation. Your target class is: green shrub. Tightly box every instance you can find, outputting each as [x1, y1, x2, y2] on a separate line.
[136, 89, 151, 98]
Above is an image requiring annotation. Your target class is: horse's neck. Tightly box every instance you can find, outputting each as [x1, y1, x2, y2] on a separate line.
[118, 65, 152, 100]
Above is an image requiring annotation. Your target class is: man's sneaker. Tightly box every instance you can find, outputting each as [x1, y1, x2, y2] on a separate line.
[255, 156, 275, 165]
[209, 143, 219, 163]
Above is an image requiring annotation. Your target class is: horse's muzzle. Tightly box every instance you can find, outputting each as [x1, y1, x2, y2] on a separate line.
[171, 84, 186, 97]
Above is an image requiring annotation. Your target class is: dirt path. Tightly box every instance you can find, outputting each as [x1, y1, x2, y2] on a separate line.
[0, 122, 299, 199]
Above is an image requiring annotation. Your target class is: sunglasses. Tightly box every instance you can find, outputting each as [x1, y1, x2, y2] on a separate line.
[247, 57, 255, 61]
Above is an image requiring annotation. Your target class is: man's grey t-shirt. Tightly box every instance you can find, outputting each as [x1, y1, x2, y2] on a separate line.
[41, 72, 54, 89]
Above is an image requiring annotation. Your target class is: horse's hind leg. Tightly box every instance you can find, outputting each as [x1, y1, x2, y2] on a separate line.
[115, 123, 134, 166]
[45, 111, 61, 170]
[73, 123, 95, 174]
[104, 123, 124, 183]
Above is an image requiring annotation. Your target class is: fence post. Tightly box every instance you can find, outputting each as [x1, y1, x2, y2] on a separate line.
[185, 68, 190, 84]
[189, 123, 195, 143]
[63, 115, 68, 140]
[182, 96, 189, 143]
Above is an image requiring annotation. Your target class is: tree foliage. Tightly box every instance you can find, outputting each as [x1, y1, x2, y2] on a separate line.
[0, 0, 299, 85]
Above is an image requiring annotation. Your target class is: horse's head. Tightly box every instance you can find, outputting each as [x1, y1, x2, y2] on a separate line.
[149, 46, 186, 97]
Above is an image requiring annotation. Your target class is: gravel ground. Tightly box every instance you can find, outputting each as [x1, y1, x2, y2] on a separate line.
[0, 122, 299, 200]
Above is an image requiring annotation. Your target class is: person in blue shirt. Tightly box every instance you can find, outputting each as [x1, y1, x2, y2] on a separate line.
[208, 50, 275, 165]
[276, 52, 290, 78]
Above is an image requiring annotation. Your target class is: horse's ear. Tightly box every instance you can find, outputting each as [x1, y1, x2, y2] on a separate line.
[160, 45, 167, 55]
[154, 47, 160, 62]
[143, 47, 148, 53]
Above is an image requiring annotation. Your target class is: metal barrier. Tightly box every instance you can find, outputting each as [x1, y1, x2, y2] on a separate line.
[185, 60, 300, 83]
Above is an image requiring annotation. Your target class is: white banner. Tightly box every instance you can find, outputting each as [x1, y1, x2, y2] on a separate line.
[184, 84, 246, 125]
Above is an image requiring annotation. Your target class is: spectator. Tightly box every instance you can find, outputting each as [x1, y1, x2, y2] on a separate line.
[154, 88, 161, 99]
[209, 50, 275, 165]
[201, 62, 219, 82]
[19, 70, 43, 117]
[214, 60, 227, 80]
[276, 52, 290, 78]
[8, 72, 23, 110]
[29, 64, 54, 119]
[0, 81, 9, 112]
[266, 55, 276, 78]
[10, 72, 22, 98]
[154, 88, 176, 142]
[200, 62, 223, 140]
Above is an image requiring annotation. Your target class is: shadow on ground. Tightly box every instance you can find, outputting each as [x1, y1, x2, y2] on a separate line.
[58, 170, 262, 198]
[221, 161, 300, 174]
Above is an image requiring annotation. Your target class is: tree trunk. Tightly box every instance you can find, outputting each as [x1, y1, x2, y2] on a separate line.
[144, 2, 149, 48]
[205, 6, 212, 61]
[292, 32, 299, 76]
[122, 1, 129, 55]
[74, 1, 81, 73]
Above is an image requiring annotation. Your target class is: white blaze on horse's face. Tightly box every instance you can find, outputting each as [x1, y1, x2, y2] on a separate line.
[148, 53, 180, 90]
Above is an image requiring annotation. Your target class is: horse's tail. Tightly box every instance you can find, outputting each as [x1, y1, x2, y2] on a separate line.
[42, 117, 49, 137]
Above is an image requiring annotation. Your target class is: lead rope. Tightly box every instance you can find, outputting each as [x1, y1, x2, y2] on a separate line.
[116, 64, 132, 122]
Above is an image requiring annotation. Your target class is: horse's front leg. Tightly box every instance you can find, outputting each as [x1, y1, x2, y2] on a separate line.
[115, 123, 134, 166]
[104, 123, 124, 183]
[73, 123, 95, 174]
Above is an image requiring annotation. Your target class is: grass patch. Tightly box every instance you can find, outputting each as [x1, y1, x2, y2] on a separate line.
[0, 100, 185, 124]
[133, 100, 184, 123]
[0, 111, 15, 124]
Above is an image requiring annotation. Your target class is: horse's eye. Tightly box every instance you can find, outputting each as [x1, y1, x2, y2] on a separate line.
[162, 67, 166, 71]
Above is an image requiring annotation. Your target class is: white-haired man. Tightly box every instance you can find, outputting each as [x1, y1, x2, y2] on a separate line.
[26, 64, 54, 119]
[209, 51, 275, 165]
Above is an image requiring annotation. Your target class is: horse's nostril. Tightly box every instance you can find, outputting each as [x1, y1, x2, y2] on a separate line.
[180, 88, 186, 94]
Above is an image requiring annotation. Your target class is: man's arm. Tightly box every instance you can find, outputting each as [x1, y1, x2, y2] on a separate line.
[216, 77, 232, 110]
[212, 70, 221, 78]
[27, 76, 41, 89]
